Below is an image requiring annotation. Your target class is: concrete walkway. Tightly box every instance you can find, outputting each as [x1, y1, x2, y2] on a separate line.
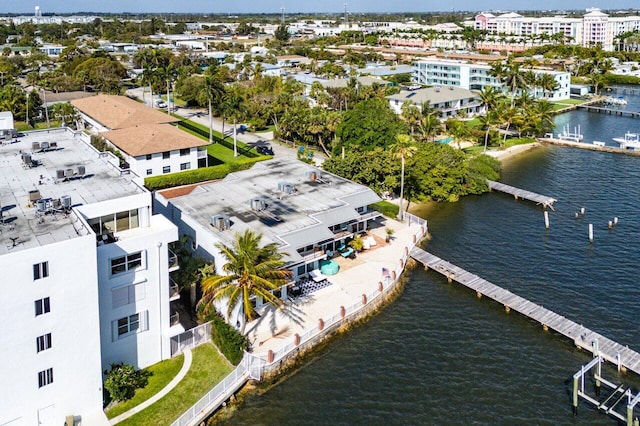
[110, 348, 193, 425]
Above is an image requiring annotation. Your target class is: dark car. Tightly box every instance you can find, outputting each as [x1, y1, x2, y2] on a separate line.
[257, 145, 274, 155]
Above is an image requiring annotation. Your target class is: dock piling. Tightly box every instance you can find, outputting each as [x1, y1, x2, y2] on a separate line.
[589, 224, 594, 243]
[614, 217, 619, 225]
[573, 375, 579, 416]
[544, 211, 550, 229]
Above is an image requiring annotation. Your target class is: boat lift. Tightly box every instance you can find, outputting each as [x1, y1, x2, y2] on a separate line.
[572, 351, 640, 425]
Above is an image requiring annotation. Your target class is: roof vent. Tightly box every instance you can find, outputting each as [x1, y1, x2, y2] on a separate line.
[434, 86, 440, 92]
[448, 85, 454, 90]
[277, 182, 296, 195]
[210, 214, 230, 231]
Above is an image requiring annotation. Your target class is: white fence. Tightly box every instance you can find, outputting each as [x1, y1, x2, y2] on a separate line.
[170, 221, 427, 425]
[170, 321, 212, 357]
[169, 353, 264, 426]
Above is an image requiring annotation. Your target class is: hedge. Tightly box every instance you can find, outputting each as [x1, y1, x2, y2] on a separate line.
[210, 313, 248, 365]
[177, 121, 259, 158]
[144, 157, 268, 191]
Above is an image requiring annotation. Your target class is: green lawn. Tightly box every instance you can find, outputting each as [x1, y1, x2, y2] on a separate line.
[463, 145, 486, 155]
[160, 94, 187, 108]
[118, 344, 233, 426]
[15, 121, 62, 131]
[204, 142, 256, 163]
[504, 137, 536, 148]
[371, 200, 399, 218]
[255, 124, 276, 133]
[171, 115, 225, 140]
[105, 354, 185, 419]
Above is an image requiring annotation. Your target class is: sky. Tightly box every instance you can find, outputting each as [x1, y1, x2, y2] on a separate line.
[2, 1, 639, 15]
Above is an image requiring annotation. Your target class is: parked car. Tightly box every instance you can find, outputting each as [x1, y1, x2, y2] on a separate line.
[154, 99, 167, 108]
[256, 145, 274, 155]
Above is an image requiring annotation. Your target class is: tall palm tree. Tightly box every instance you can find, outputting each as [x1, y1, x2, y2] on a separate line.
[390, 134, 418, 220]
[202, 74, 225, 144]
[198, 230, 291, 334]
[157, 63, 177, 112]
[221, 88, 245, 156]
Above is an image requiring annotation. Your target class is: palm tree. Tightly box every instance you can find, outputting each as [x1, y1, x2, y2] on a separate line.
[221, 88, 245, 156]
[390, 134, 418, 220]
[202, 74, 225, 144]
[198, 230, 292, 334]
[157, 63, 177, 112]
[401, 101, 422, 135]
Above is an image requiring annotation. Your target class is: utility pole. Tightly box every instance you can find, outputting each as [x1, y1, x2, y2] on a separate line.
[280, 6, 285, 24]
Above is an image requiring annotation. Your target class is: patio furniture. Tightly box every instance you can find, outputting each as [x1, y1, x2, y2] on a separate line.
[320, 259, 340, 275]
[309, 269, 327, 282]
[339, 247, 355, 258]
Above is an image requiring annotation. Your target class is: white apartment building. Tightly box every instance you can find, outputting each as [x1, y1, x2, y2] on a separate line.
[412, 59, 571, 101]
[474, 8, 640, 51]
[154, 158, 382, 330]
[72, 95, 207, 177]
[0, 128, 180, 426]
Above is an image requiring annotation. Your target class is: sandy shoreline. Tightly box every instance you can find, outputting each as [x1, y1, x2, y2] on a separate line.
[484, 142, 541, 162]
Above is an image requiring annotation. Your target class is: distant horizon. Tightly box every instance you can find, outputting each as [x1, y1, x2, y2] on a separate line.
[2, 1, 639, 16]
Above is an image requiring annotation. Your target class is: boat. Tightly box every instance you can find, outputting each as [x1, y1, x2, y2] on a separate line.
[612, 132, 640, 150]
[603, 96, 628, 106]
[557, 124, 584, 142]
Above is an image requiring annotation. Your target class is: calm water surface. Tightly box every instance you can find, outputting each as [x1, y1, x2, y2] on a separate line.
[222, 106, 640, 425]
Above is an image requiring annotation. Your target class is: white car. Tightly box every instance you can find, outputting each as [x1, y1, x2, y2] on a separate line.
[154, 100, 167, 108]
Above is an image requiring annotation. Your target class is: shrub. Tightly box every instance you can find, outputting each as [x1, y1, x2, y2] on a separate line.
[144, 158, 268, 191]
[210, 313, 248, 365]
[104, 363, 152, 402]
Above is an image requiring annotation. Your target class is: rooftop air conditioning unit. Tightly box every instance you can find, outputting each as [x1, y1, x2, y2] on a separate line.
[65, 168, 74, 178]
[250, 197, 267, 211]
[434, 86, 440, 92]
[32, 142, 41, 151]
[278, 182, 295, 195]
[305, 170, 318, 181]
[41, 141, 50, 150]
[56, 169, 65, 179]
[210, 214, 230, 231]
[61, 195, 72, 209]
[22, 152, 32, 164]
[28, 189, 41, 201]
[77, 165, 86, 176]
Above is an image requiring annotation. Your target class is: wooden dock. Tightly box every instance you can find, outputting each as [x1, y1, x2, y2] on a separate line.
[577, 104, 640, 119]
[410, 248, 640, 376]
[487, 180, 557, 210]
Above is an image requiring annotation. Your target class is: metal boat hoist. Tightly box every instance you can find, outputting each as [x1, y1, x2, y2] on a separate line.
[572, 348, 640, 425]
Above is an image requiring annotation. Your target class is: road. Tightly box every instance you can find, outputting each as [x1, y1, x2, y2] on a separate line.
[124, 87, 324, 165]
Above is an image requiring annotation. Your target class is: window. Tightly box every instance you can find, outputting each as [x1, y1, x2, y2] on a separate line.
[145, 154, 152, 160]
[146, 169, 152, 175]
[112, 282, 146, 308]
[113, 311, 148, 339]
[162, 151, 171, 159]
[36, 333, 52, 353]
[163, 166, 171, 174]
[180, 162, 190, 170]
[179, 148, 190, 156]
[110, 251, 143, 275]
[88, 209, 139, 235]
[38, 368, 54, 388]
[33, 261, 49, 280]
[35, 297, 50, 316]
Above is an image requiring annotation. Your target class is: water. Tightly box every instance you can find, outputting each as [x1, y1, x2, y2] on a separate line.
[222, 104, 640, 425]
[555, 89, 640, 147]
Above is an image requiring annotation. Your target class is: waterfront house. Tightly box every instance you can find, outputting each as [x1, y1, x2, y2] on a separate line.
[154, 158, 382, 330]
[387, 86, 484, 119]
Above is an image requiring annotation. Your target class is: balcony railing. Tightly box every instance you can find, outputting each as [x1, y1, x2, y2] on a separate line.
[168, 248, 179, 270]
[170, 311, 180, 327]
[169, 277, 180, 301]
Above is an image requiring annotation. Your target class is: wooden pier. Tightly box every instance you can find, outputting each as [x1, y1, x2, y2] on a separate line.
[577, 104, 640, 119]
[487, 180, 557, 210]
[410, 248, 640, 377]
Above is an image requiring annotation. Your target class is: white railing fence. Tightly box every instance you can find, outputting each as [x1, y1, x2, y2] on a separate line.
[170, 321, 212, 357]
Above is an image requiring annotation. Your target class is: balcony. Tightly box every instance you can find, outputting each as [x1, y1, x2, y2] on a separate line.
[169, 277, 180, 301]
[168, 248, 179, 271]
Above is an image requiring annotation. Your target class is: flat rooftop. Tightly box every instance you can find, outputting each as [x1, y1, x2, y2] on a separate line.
[0, 128, 145, 255]
[165, 158, 380, 262]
